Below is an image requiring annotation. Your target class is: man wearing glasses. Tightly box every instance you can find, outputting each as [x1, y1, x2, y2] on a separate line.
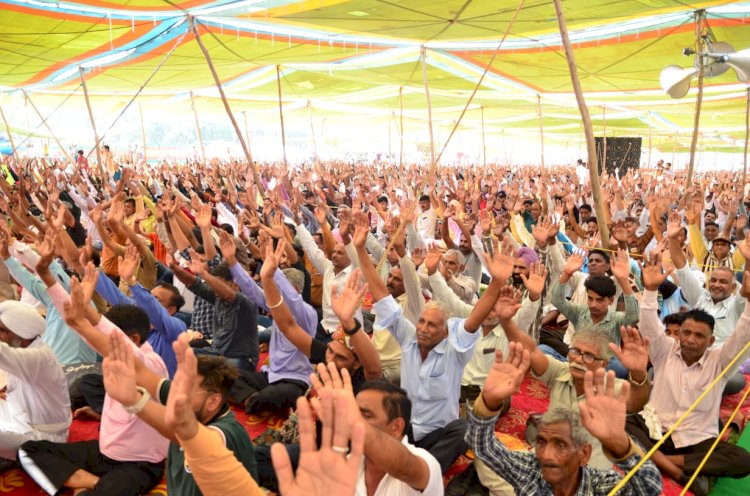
[495, 285, 651, 471]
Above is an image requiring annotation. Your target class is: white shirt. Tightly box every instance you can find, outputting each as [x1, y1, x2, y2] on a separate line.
[0, 338, 71, 436]
[416, 207, 437, 241]
[355, 437, 444, 496]
[297, 224, 361, 334]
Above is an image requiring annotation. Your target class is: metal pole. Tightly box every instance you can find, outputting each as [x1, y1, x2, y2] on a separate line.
[420, 47, 435, 166]
[276, 65, 288, 169]
[537, 95, 545, 168]
[138, 101, 147, 163]
[687, 10, 706, 187]
[481, 105, 487, 167]
[399, 86, 404, 168]
[741, 88, 749, 189]
[647, 111, 652, 167]
[22, 90, 76, 165]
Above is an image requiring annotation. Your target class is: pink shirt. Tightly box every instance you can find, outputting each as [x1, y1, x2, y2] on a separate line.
[48, 284, 170, 463]
[641, 290, 750, 448]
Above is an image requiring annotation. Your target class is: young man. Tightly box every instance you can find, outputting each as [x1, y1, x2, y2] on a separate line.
[466, 344, 662, 495]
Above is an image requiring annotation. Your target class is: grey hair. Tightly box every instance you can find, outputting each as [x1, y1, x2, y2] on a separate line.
[444, 249, 465, 266]
[538, 406, 590, 446]
[422, 300, 453, 324]
[571, 327, 612, 360]
[282, 268, 305, 294]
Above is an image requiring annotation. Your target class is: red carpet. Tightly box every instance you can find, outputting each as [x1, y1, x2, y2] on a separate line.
[5, 373, 749, 494]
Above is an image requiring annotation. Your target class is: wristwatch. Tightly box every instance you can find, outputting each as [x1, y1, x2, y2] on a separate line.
[343, 320, 362, 336]
[124, 386, 151, 414]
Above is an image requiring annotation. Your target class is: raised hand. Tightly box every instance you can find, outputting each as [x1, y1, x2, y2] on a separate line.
[331, 269, 367, 328]
[666, 211, 683, 239]
[737, 239, 750, 264]
[272, 391, 364, 496]
[218, 230, 237, 265]
[109, 200, 125, 224]
[62, 277, 87, 327]
[80, 262, 99, 306]
[531, 216, 551, 247]
[494, 284, 523, 322]
[579, 369, 631, 450]
[260, 238, 285, 280]
[641, 252, 672, 291]
[521, 262, 547, 300]
[118, 244, 142, 283]
[562, 250, 586, 277]
[610, 249, 631, 283]
[480, 342, 531, 411]
[102, 331, 139, 408]
[352, 211, 370, 249]
[411, 247, 425, 268]
[483, 238, 515, 282]
[610, 326, 649, 375]
[164, 334, 201, 440]
[424, 244, 442, 276]
[188, 250, 208, 276]
[35, 229, 58, 273]
[195, 204, 213, 230]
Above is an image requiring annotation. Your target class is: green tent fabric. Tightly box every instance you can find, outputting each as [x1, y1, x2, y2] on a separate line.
[0, 0, 749, 149]
[710, 426, 750, 495]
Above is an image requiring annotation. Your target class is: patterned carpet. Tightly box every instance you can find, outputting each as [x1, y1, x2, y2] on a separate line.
[4, 374, 750, 494]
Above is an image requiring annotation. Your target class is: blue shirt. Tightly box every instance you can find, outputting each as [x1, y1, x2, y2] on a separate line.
[230, 264, 316, 384]
[95, 274, 185, 377]
[4, 257, 96, 365]
[373, 295, 479, 440]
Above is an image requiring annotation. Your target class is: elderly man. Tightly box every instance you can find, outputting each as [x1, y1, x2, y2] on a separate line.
[626, 255, 750, 495]
[466, 343, 662, 495]
[0, 301, 71, 461]
[353, 214, 504, 473]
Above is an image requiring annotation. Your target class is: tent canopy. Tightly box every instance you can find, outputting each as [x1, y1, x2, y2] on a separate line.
[1, 0, 749, 153]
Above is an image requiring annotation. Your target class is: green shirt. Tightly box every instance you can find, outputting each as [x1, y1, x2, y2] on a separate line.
[158, 380, 259, 495]
[550, 279, 639, 343]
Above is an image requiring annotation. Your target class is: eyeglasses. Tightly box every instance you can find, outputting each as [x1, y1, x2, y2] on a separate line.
[568, 347, 606, 364]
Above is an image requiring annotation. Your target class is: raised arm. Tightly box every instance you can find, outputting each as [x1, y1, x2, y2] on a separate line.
[352, 211, 389, 302]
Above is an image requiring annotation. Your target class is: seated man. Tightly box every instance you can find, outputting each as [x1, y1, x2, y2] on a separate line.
[466, 343, 662, 495]
[19, 294, 168, 495]
[353, 212, 500, 473]
[95, 245, 187, 376]
[628, 255, 750, 494]
[0, 301, 71, 462]
[551, 249, 639, 378]
[64, 277, 258, 496]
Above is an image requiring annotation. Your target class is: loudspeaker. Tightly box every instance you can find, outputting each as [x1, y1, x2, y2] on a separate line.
[595, 137, 642, 177]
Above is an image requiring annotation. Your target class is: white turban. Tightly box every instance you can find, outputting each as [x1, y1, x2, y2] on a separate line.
[0, 300, 46, 340]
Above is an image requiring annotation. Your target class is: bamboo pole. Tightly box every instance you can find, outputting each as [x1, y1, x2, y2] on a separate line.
[537, 95, 545, 168]
[687, 10, 706, 188]
[189, 91, 206, 163]
[420, 47, 436, 166]
[22, 90, 76, 165]
[138, 102, 147, 163]
[307, 101, 319, 163]
[0, 103, 19, 164]
[742, 88, 749, 189]
[399, 86, 404, 168]
[647, 111, 652, 168]
[481, 105, 487, 168]
[191, 18, 262, 193]
[552, 0, 610, 244]
[79, 67, 104, 176]
[602, 104, 607, 172]
[242, 111, 250, 153]
[276, 65, 288, 169]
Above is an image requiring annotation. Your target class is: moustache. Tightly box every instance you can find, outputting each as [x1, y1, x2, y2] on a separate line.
[569, 363, 588, 373]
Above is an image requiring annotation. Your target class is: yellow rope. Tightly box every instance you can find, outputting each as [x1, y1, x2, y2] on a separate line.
[607, 338, 750, 495]
[679, 381, 750, 496]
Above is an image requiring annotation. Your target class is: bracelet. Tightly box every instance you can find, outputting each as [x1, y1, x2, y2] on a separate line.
[628, 371, 648, 387]
[268, 295, 284, 309]
[124, 386, 151, 414]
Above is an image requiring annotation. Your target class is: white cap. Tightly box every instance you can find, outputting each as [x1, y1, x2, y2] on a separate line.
[0, 301, 46, 340]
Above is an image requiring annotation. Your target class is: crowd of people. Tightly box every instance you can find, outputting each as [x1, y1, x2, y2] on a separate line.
[0, 149, 748, 496]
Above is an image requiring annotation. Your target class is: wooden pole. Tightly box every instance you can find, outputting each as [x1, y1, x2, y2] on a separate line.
[242, 111, 251, 153]
[0, 103, 20, 164]
[647, 111, 652, 167]
[537, 95, 545, 168]
[79, 67, 104, 175]
[602, 104, 607, 172]
[742, 88, 749, 189]
[420, 46, 436, 166]
[190, 17, 262, 193]
[276, 65, 288, 169]
[307, 100, 319, 163]
[189, 91, 206, 163]
[138, 102, 147, 163]
[481, 105, 487, 167]
[552, 0, 610, 244]
[388, 113, 393, 161]
[22, 90, 76, 165]
[687, 10, 706, 188]
[399, 86, 404, 168]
